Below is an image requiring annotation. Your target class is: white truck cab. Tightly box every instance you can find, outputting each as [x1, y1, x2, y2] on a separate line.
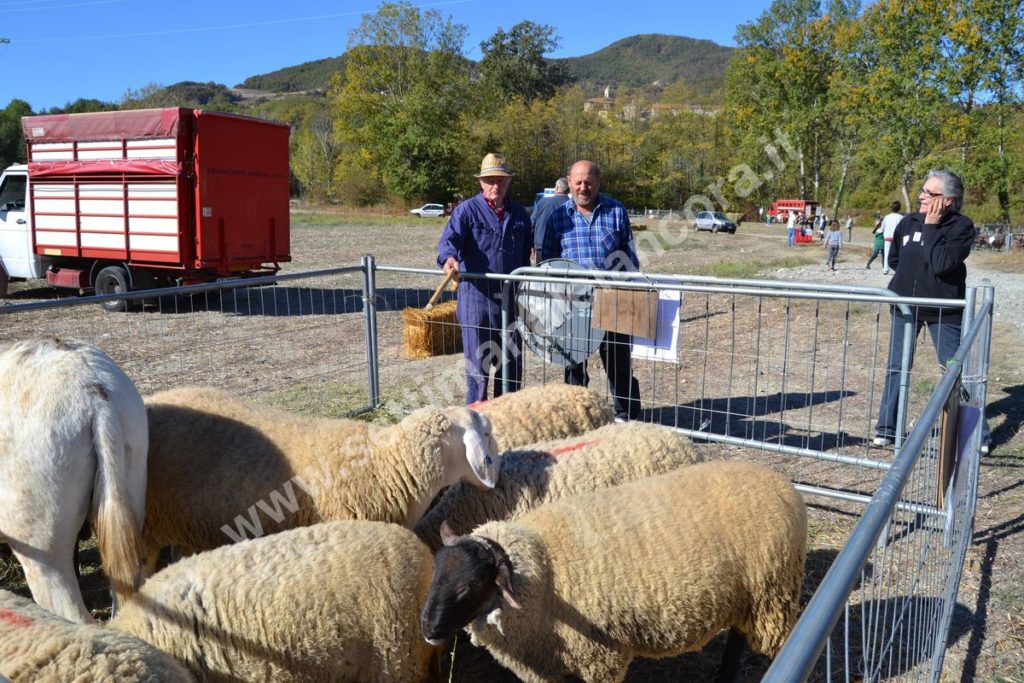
[0, 164, 42, 292]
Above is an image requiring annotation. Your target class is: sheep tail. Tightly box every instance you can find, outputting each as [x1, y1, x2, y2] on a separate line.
[91, 387, 144, 607]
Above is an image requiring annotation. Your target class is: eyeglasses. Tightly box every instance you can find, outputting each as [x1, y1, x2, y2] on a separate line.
[919, 188, 945, 198]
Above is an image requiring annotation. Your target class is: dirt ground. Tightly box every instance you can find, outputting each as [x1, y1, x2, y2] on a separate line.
[1, 212, 1020, 681]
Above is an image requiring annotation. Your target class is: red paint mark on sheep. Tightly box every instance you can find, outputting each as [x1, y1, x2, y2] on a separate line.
[549, 440, 599, 456]
[0, 609, 33, 627]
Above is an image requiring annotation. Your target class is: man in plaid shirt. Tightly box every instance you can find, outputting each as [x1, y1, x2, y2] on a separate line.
[540, 160, 641, 420]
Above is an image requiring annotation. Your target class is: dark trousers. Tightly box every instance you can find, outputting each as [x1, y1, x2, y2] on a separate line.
[866, 247, 883, 268]
[875, 313, 961, 439]
[565, 331, 641, 420]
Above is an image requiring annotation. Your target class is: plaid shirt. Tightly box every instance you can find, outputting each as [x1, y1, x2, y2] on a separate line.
[540, 195, 639, 270]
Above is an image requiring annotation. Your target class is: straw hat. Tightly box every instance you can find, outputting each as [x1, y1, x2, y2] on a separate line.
[475, 153, 515, 178]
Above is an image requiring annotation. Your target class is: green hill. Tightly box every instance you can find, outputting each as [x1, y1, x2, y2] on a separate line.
[234, 34, 732, 101]
[557, 34, 733, 101]
[103, 34, 733, 112]
[237, 56, 347, 93]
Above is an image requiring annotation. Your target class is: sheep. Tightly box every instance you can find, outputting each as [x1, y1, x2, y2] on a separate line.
[469, 383, 614, 451]
[141, 386, 498, 570]
[415, 421, 702, 551]
[420, 460, 808, 683]
[0, 337, 147, 623]
[110, 521, 437, 683]
[0, 589, 193, 682]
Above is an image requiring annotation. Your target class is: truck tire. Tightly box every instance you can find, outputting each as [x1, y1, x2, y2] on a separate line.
[95, 265, 132, 312]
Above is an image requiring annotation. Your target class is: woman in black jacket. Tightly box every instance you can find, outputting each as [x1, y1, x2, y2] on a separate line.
[873, 170, 987, 451]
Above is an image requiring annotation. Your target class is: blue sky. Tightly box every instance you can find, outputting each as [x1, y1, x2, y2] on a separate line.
[2, 0, 774, 112]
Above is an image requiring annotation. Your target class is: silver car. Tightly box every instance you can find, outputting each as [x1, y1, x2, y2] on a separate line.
[410, 203, 445, 218]
[692, 211, 737, 233]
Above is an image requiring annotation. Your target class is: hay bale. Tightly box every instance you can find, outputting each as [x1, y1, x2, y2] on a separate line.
[402, 300, 460, 358]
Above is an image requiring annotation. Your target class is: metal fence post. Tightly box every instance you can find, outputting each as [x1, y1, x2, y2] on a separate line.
[894, 306, 917, 452]
[361, 254, 381, 409]
[501, 279, 511, 397]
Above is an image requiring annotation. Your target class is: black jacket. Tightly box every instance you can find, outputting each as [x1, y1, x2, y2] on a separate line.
[887, 210, 975, 322]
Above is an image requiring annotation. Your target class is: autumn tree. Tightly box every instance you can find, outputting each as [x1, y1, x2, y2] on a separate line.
[477, 21, 571, 106]
[727, 0, 839, 201]
[333, 1, 471, 203]
[0, 99, 32, 169]
[292, 113, 338, 203]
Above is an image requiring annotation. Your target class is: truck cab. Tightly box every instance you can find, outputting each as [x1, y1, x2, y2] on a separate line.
[0, 164, 42, 283]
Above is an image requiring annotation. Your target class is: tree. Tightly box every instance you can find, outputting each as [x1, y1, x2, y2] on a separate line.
[477, 21, 570, 105]
[292, 114, 338, 203]
[727, 0, 839, 201]
[0, 99, 32, 169]
[333, 1, 471, 203]
[855, 1, 945, 208]
[940, 0, 1024, 221]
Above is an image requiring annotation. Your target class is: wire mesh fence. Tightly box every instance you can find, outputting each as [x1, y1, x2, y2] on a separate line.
[764, 290, 992, 682]
[0, 258, 992, 681]
[0, 266, 375, 414]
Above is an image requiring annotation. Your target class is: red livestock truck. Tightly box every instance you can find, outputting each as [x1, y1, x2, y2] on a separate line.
[0, 107, 290, 310]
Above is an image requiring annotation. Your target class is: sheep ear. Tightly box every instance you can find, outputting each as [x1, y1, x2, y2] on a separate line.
[439, 520, 461, 547]
[463, 412, 499, 489]
[495, 561, 522, 610]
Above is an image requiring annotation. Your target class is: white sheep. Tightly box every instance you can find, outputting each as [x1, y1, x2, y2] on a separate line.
[469, 383, 614, 451]
[0, 589, 192, 682]
[420, 460, 808, 683]
[142, 386, 498, 569]
[111, 521, 438, 683]
[415, 420, 702, 551]
[0, 337, 147, 623]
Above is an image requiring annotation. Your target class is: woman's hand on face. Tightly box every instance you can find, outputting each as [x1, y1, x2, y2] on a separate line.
[924, 197, 947, 225]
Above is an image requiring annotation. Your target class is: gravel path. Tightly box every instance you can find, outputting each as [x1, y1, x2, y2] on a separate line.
[770, 250, 1024, 335]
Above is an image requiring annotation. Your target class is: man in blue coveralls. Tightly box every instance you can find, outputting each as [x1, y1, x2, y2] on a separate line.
[438, 153, 533, 404]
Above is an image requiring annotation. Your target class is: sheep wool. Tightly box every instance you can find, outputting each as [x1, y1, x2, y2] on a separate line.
[142, 386, 496, 566]
[0, 589, 193, 682]
[465, 461, 806, 683]
[415, 421, 702, 550]
[470, 383, 613, 451]
[110, 521, 437, 683]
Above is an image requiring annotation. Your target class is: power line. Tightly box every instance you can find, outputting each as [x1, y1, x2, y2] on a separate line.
[0, 0, 130, 13]
[10, 0, 474, 43]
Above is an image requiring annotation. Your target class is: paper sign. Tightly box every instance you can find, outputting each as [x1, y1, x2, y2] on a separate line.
[631, 288, 682, 363]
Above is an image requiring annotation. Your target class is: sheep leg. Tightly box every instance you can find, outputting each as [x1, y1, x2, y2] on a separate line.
[713, 628, 747, 683]
[10, 542, 92, 623]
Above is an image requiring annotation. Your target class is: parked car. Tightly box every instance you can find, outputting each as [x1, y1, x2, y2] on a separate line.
[692, 211, 738, 233]
[410, 203, 446, 218]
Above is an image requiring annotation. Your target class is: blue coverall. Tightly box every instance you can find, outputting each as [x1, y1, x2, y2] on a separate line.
[437, 193, 533, 404]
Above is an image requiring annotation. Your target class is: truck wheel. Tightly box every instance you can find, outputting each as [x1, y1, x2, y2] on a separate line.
[95, 265, 132, 312]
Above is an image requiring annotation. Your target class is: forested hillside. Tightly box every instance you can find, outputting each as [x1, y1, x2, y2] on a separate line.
[1, 0, 1020, 222]
[556, 34, 732, 101]
[239, 56, 347, 93]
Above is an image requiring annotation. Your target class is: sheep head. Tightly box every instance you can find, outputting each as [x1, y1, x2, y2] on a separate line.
[421, 521, 520, 645]
[439, 407, 500, 490]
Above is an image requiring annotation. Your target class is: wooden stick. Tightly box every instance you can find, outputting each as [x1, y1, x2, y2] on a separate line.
[424, 270, 457, 311]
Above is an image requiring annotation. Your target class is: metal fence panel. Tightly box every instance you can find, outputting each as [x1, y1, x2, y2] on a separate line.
[0, 261, 990, 680]
[0, 267, 374, 415]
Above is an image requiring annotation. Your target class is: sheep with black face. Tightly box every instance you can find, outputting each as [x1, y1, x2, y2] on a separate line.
[421, 461, 808, 683]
